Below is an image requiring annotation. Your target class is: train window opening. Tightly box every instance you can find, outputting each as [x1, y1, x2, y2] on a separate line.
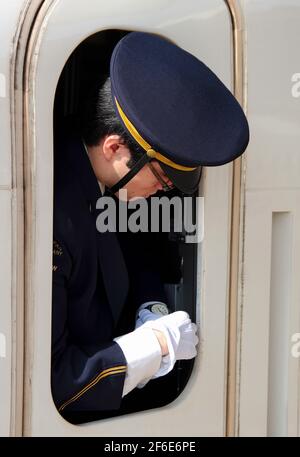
[53, 29, 198, 425]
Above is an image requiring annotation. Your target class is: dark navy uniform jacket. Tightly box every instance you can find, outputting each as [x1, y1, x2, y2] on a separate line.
[52, 129, 169, 414]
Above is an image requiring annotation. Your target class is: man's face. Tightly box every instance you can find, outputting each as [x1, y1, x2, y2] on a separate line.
[89, 135, 173, 201]
[115, 147, 173, 200]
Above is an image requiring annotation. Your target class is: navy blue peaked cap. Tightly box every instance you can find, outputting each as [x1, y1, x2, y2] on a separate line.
[110, 32, 249, 194]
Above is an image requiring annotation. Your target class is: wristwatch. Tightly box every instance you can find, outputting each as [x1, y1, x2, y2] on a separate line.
[144, 302, 169, 316]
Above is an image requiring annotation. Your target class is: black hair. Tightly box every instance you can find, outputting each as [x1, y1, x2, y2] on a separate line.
[81, 77, 145, 168]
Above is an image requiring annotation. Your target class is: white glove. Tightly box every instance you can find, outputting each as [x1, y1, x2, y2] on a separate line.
[137, 309, 199, 379]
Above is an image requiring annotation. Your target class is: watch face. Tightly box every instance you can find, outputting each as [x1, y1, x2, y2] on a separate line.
[151, 303, 169, 316]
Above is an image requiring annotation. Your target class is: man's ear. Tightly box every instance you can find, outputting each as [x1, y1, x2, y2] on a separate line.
[102, 134, 125, 161]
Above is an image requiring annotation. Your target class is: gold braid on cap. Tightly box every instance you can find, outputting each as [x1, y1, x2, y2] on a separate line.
[114, 97, 197, 172]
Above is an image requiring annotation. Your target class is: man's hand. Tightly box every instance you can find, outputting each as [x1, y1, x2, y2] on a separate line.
[137, 309, 199, 369]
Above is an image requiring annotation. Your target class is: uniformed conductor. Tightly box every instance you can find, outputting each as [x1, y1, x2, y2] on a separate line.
[52, 32, 249, 416]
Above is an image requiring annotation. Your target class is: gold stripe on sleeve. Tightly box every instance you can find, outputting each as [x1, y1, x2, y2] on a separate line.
[58, 365, 127, 412]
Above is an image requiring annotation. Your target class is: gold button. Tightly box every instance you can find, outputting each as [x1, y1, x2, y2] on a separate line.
[147, 149, 156, 158]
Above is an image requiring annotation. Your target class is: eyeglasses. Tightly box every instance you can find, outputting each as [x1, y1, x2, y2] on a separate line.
[148, 161, 174, 192]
